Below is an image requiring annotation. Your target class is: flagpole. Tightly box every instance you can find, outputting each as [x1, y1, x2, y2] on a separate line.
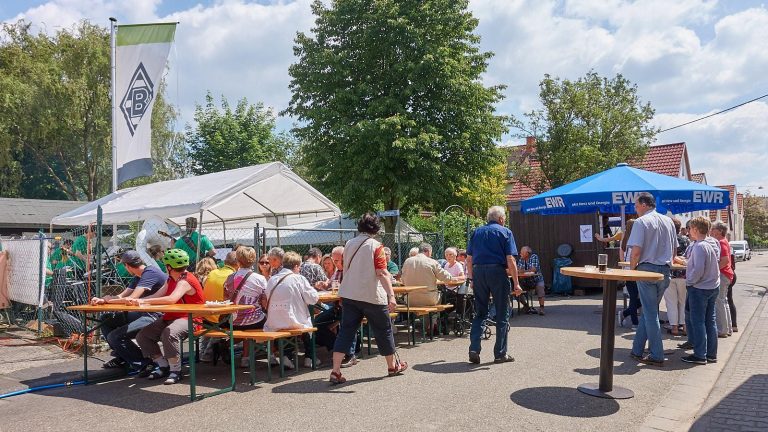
[109, 17, 118, 247]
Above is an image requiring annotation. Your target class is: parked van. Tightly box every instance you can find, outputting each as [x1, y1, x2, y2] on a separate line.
[729, 240, 751, 261]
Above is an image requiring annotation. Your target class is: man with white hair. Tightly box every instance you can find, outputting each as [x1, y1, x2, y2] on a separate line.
[466, 205, 522, 364]
[401, 242, 455, 307]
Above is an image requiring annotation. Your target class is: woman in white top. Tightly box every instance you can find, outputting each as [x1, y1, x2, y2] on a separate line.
[263, 251, 319, 366]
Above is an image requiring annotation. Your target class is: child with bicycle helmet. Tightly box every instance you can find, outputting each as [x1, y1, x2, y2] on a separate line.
[132, 248, 205, 384]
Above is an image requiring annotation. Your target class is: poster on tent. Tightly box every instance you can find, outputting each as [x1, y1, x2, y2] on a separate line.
[114, 22, 176, 185]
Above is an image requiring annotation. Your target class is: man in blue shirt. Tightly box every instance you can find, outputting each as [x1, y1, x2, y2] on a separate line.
[466, 206, 522, 364]
[91, 250, 168, 371]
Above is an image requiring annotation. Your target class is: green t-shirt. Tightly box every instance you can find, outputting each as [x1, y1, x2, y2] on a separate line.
[70, 235, 89, 269]
[387, 260, 400, 275]
[174, 232, 214, 264]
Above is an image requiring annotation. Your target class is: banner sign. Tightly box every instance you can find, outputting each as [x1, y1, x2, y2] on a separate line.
[114, 23, 176, 185]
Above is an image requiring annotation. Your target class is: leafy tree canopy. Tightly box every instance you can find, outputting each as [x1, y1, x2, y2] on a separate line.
[284, 0, 507, 231]
[510, 71, 657, 193]
[0, 20, 184, 200]
[186, 91, 296, 175]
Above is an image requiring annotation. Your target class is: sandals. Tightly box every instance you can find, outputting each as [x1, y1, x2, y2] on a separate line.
[102, 357, 127, 369]
[329, 371, 346, 385]
[388, 360, 408, 376]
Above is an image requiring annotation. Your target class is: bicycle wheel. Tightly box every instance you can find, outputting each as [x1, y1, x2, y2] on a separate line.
[454, 320, 465, 337]
[482, 325, 492, 340]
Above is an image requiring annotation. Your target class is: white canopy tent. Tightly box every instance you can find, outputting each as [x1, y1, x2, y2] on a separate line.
[51, 163, 341, 235]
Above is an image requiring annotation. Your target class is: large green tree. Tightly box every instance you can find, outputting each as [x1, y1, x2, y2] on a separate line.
[743, 194, 768, 243]
[0, 20, 184, 200]
[186, 92, 296, 175]
[284, 0, 507, 230]
[510, 72, 657, 192]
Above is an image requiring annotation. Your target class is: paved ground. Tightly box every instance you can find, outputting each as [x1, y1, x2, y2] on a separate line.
[0, 255, 765, 432]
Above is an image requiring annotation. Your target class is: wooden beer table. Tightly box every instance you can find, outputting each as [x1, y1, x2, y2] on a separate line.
[559, 267, 663, 399]
[68, 303, 253, 402]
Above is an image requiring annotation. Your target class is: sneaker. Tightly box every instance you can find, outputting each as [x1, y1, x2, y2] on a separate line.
[677, 341, 693, 350]
[468, 351, 481, 364]
[706, 357, 718, 363]
[637, 355, 664, 367]
[281, 355, 295, 370]
[494, 354, 515, 363]
[629, 352, 643, 362]
[240, 357, 249, 368]
[681, 355, 706, 365]
[163, 371, 182, 385]
[340, 354, 358, 368]
[102, 357, 127, 369]
[136, 362, 156, 378]
[147, 366, 170, 380]
[304, 357, 321, 368]
[538, 308, 545, 316]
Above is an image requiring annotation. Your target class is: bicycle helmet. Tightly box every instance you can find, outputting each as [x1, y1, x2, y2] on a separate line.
[162, 248, 189, 269]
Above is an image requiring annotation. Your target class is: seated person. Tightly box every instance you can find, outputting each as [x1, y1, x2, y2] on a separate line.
[263, 251, 320, 369]
[132, 249, 205, 385]
[400, 243, 456, 307]
[199, 251, 237, 362]
[223, 247, 268, 368]
[384, 247, 399, 277]
[90, 250, 168, 371]
[301, 247, 328, 288]
[516, 246, 546, 315]
[441, 247, 467, 315]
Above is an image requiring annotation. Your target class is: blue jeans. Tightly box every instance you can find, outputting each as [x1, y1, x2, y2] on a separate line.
[470, 265, 511, 358]
[314, 305, 359, 355]
[101, 312, 161, 367]
[687, 287, 718, 359]
[631, 263, 671, 361]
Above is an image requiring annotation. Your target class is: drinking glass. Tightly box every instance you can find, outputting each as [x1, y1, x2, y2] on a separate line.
[597, 254, 608, 273]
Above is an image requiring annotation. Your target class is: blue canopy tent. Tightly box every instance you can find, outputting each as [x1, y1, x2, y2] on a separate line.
[521, 163, 730, 216]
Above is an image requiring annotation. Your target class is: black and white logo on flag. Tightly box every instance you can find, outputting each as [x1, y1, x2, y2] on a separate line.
[120, 62, 154, 136]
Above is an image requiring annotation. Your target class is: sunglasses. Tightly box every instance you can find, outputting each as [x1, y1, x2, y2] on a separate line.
[259, 261, 269, 265]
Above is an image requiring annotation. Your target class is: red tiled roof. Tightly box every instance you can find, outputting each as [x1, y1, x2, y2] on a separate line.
[737, 193, 744, 214]
[637, 143, 687, 178]
[709, 210, 719, 222]
[691, 173, 706, 184]
[506, 142, 690, 202]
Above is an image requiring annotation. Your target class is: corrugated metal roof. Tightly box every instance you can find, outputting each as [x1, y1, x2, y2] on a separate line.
[0, 198, 86, 228]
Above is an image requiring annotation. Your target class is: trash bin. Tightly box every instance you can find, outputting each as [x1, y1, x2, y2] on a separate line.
[552, 256, 573, 295]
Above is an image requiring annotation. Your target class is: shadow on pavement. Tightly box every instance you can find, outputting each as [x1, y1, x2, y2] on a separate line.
[271, 375, 386, 394]
[689, 374, 768, 431]
[508, 302, 606, 336]
[412, 360, 491, 374]
[510, 386, 620, 417]
[572, 347, 694, 376]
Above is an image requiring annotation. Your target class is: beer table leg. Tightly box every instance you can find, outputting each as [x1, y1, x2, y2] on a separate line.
[577, 278, 634, 399]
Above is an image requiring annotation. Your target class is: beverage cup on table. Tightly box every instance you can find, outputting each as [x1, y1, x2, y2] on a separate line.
[597, 254, 608, 273]
[331, 280, 340, 294]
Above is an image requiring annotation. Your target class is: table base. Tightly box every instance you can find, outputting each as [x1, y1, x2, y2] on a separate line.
[577, 382, 634, 399]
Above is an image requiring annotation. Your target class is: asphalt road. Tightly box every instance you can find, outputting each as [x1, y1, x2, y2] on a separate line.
[1, 254, 765, 432]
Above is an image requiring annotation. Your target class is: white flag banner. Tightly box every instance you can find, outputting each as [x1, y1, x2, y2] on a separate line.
[114, 23, 176, 185]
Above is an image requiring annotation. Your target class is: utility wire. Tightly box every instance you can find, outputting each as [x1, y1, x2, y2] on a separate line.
[658, 93, 768, 133]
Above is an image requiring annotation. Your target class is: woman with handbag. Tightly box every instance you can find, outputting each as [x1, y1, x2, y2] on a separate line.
[222, 246, 268, 368]
[328, 213, 406, 385]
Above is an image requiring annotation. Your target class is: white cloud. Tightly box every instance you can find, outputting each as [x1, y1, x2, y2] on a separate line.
[5, 0, 768, 188]
[655, 101, 768, 190]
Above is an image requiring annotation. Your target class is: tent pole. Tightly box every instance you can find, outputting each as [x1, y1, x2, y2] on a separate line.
[197, 210, 203, 265]
[109, 17, 118, 248]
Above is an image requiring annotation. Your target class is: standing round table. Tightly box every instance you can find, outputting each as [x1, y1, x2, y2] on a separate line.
[560, 266, 664, 399]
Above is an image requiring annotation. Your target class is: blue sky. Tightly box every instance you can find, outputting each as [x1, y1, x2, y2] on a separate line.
[3, 0, 768, 193]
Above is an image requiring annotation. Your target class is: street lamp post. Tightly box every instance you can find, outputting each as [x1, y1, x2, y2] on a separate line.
[440, 204, 470, 258]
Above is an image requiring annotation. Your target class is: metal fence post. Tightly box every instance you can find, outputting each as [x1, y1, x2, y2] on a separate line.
[254, 223, 260, 255]
[396, 215, 402, 267]
[37, 230, 44, 336]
